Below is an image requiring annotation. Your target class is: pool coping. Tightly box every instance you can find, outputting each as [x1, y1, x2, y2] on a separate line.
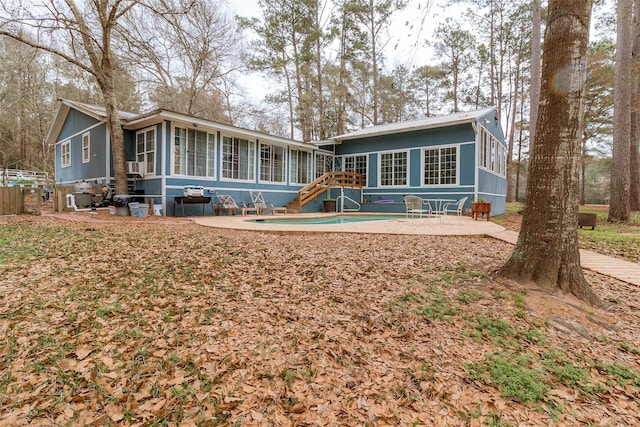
[192, 212, 506, 236]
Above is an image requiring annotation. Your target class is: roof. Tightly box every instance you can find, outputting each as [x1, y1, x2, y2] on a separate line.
[47, 99, 314, 149]
[328, 107, 497, 142]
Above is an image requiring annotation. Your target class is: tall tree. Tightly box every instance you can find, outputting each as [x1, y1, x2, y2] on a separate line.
[630, 0, 640, 210]
[432, 18, 476, 112]
[529, 0, 542, 154]
[499, 0, 602, 306]
[351, 0, 407, 124]
[609, 0, 634, 221]
[0, 0, 152, 194]
[0, 37, 54, 173]
[125, 0, 239, 124]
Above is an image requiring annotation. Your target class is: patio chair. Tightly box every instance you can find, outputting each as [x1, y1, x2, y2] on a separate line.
[404, 195, 431, 220]
[250, 191, 287, 215]
[216, 194, 258, 216]
[442, 196, 469, 216]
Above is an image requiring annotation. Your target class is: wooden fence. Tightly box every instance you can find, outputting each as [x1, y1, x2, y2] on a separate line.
[0, 185, 44, 216]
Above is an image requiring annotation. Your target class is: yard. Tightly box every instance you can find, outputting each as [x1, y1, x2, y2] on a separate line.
[0, 211, 639, 426]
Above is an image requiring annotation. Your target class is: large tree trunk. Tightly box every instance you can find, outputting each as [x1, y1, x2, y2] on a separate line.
[609, 0, 633, 221]
[529, 0, 542, 154]
[630, 0, 640, 211]
[499, 0, 602, 307]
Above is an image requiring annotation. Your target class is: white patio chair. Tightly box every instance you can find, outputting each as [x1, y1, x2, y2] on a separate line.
[404, 195, 431, 220]
[250, 191, 287, 215]
[442, 196, 469, 216]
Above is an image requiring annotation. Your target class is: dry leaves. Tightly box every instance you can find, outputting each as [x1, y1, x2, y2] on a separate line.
[0, 214, 638, 426]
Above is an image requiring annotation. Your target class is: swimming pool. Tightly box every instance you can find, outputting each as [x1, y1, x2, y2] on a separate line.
[253, 214, 405, 225]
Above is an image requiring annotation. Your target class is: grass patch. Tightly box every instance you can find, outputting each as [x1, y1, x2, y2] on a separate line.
[466, 352, 549, 403]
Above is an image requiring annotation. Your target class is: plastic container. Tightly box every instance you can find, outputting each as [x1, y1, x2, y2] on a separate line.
[153, 204, 163, 216]
[138, 203, 149, 217]
[128, 202, 140, 216]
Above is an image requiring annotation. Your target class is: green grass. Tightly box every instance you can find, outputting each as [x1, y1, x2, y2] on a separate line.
[465, 352, 549, 404]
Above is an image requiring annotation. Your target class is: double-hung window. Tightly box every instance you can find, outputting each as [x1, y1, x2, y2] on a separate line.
[423, 146, 458, 185]
[259, 143, 286, 183]
[343, 154, 367, 186]
[222, 136, 255, 181]
[82, 132, 90, 163]
[174, 127, 215, 177]
[379, 151, 407, 186]
[290, 149, 312, 184]
[61, 140, 71, 168]
[137, 128, 156, 175]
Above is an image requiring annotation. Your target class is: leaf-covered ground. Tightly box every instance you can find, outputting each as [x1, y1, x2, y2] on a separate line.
[1, 214, 639, 426]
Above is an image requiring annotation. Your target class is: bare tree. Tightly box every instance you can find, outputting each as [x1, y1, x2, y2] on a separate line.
[609, 0, 634, 221]
[0, 0, 146, 194]
[499, 0, 603, 307]
[124, 0, 240, 123]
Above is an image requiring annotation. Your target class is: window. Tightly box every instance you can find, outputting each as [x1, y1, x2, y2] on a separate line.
[61, 140, 71, 168]
[222, 136, 255, 181]
[290, 149, 312, 184]
[479, 127, 505, 176]
[82, 132, 90, 163]
[379, 151, 407, 186]
[315, 153, 333, 178]
[174, 127, 215, 177]
[423, 146, 458, 185]
[259, 143, 286, 183]
[137, 128, 156, 175]
[343, 154, 367, 186]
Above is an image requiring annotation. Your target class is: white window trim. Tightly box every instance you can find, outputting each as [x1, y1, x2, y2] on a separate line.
[82, 132, 90, 163]
[220, 134, 256, 183]
[61, 140, 71, 168]
[136, 127, 156, 176]
[377, 149, 409, 188]
[258, 142, 287, 185]
[421, 144, 461, 187]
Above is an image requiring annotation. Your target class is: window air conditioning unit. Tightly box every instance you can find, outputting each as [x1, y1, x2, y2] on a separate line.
[127, 161, 145, 176]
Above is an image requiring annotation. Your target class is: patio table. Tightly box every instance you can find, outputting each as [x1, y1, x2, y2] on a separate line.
[424, 198, 456, 216]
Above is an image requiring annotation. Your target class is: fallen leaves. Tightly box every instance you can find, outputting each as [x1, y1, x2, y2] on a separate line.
[0, 215, 639, 426]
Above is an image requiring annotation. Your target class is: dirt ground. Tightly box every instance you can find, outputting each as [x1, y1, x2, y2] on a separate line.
[0, 211, 638, 426]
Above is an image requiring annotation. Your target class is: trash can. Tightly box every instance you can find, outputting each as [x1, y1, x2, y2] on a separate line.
[113, 195, 132, 216]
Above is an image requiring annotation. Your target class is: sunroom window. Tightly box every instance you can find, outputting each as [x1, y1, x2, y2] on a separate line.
[222, 136, 255, 181]
[174, 127, 215, 177]
[290, 149, 312, 184]
[259, 143, 286, 183]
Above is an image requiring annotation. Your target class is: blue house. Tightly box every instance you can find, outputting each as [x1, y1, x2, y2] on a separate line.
[48, 99, 506, 216]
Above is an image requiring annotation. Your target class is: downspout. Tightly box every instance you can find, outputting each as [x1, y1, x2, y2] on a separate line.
[472, 121, 480, 201]
[161, 121, 167, 214]
[106, 124, 111, 186]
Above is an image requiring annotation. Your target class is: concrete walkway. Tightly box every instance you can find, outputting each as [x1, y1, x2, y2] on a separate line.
[489, 230, 640, 286]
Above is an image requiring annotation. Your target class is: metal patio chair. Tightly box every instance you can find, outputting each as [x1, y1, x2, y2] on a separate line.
[404, 195, 432, 220]
[250, 191, 287, 215]
[442, 196, 469, 216]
